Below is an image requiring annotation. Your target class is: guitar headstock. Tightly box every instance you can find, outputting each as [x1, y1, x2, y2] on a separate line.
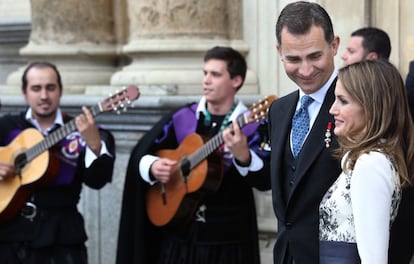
[99, 85, 141, 114]
[247, 95, 277, 123]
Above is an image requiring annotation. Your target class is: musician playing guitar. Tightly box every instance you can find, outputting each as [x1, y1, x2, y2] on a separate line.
[116, 46, 272, 264]
[0, 62, 115, 264]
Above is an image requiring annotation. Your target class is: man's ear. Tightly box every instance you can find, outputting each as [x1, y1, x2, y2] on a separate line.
[366, 52, 379, 60]
[277, 44, 283, 60]
[331, 36, 340, 56]
[232, 75, 243, 90]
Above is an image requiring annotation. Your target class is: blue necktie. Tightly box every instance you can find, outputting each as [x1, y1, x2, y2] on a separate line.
[292, 95, 313, 157]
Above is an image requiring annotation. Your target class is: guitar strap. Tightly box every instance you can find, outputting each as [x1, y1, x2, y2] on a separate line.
[51, 112, 86, 186]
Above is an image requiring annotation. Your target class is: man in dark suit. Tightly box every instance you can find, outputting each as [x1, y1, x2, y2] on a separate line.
[268, 2, 342, 263]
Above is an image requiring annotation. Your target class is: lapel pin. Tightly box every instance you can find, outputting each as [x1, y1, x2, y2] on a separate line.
[325, 122, 332, 148]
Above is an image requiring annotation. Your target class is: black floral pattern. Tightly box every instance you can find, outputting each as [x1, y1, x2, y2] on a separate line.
[319, 152, 401, 243]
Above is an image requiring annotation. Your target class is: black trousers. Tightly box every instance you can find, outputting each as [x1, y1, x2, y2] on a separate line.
[0, 242, 87, 264]
[389, 186, 414, 264]
[283, 245, 296, 264]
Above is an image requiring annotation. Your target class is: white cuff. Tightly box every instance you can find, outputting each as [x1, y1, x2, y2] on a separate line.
[84, 140, 111, 168]
[233, 150, 263, 176]
[139, 155, 160, 185]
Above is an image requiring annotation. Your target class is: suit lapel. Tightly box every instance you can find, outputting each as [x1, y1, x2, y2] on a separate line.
[273, 94, 298, 157]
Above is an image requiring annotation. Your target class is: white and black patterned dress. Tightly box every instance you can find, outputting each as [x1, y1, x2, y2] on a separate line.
[319, 151, 401, 264]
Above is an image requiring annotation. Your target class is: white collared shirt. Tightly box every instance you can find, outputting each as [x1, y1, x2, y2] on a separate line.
[291, 69, 338, 150]
[296, 68, 338, 128]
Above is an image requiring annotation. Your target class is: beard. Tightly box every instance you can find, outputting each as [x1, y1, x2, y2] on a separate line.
[34, 108, 57, 119]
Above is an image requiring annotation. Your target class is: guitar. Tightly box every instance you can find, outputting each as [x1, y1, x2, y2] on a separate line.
[146, 95, 277, 227]
[0, 85, 140, 223]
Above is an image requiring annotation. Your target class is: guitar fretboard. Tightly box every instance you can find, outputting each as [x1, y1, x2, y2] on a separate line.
[25, 104, 100, 163]
[187, 112, 249, 170]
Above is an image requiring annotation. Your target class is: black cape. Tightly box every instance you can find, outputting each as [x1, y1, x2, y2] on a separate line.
[115, 110, 174, 264]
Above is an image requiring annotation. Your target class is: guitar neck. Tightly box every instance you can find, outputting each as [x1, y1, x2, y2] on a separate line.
[25, 104, 100, 163]
[187, 112, 249, 170]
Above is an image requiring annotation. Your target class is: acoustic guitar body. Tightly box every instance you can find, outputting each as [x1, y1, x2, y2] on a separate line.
[0, 128, 50, 222]
[146, 133, 223, 227]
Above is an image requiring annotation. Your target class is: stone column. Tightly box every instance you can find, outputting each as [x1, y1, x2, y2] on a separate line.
[111, 0, 258, 95]
[0, 0, 31, 88]
[4, 0, 117, 94]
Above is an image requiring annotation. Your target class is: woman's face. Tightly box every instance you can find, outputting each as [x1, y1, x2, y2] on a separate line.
[329, 79, 365, 137]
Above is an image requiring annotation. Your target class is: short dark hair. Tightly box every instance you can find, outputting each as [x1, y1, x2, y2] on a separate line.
[22, 61, 62, 91]
[276, 1, 334, 45]
[351, 27, 391, 59]
[204, 46, 247, 91]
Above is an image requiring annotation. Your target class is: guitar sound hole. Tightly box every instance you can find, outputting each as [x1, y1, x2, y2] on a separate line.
[181, 159, 191, 178]
[14, 153, 27, 175]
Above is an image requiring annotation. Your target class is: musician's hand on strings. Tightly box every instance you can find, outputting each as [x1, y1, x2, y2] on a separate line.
[76, 106, 102, 156]
[0, 160, 15, 181]
[222, 120, 251, 166]
[150, 158, 177, 183]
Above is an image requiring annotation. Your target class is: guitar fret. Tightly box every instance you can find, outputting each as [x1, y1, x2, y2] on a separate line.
[190, 133, 223, 169]
[187, 112, 249, 170]
[91, 105, 99, 117]
[212, 135, 222, 152]
[239, 113, 247, 128]
[25, 145, 37, 162]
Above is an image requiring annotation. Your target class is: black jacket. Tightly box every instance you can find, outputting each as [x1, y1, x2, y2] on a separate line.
[268, 82, 341, 264]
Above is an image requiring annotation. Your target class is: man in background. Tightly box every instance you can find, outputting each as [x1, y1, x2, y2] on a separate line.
[341, 27, 391, 66]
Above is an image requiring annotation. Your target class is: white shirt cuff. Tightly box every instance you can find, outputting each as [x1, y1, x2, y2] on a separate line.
[84, 140, 111, 168]
[233, 150, 263, 176]
[139, 155, 160, 185]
